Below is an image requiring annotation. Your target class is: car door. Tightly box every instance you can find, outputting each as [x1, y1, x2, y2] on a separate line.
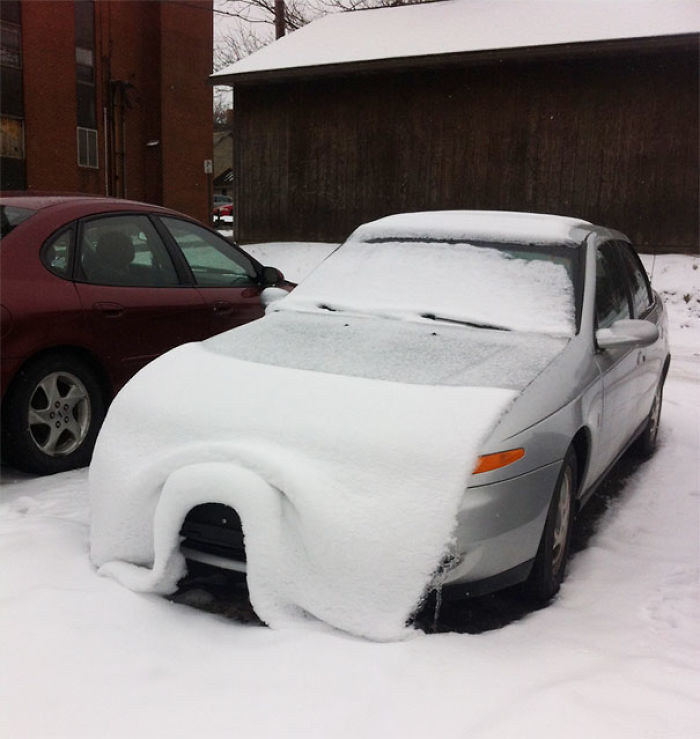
[73, 212, 210, 390]
[158, 216, 266, 335]
[591, 241, 639, 476]
[615, 241, 663, 428]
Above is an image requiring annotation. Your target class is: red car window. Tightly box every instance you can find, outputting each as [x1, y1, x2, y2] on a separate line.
[41, 227, 74, 278]
[160, 216, 256, 287]
[78, 214, 179, 287]
[0, 205, 36, 237]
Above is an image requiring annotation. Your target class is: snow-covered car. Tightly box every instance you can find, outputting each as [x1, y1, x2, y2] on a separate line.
[90, 211, 669, 640]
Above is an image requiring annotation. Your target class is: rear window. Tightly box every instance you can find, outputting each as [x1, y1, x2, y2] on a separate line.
[0, 205, 36, 238]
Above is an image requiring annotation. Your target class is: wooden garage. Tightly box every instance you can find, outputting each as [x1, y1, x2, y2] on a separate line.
[212, 1, 699, 253]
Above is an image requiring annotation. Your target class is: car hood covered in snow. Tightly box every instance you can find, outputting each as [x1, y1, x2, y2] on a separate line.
[89, 310, 569, 640]
[207, 310, 568, 389]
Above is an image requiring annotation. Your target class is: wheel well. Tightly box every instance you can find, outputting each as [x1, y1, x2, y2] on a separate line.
[7, 347, 112, 406]
[570, 427, 590, 501]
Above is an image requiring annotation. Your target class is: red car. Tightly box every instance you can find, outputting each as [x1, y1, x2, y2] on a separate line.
[1, 194, 289, 475]
[212, 202, 233, 226]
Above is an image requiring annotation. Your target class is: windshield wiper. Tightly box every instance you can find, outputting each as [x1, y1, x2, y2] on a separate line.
[420, 313, 510, 331]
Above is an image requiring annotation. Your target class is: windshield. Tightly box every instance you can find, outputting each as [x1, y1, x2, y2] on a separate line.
[278, 237, 580, 336]
[0, 205, 36, 238]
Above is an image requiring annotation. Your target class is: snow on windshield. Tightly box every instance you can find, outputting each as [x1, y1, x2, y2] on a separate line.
[279, 240, 576, 336]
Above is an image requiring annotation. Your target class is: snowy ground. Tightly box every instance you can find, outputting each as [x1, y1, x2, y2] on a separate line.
[1, 248, 698, 738]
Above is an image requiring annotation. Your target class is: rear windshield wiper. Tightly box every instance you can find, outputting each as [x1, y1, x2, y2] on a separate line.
[420, 313, 510, 331]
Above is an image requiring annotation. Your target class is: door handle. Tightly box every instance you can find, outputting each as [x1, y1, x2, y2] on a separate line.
[93, 302, 125, 318]
[213, 300, 235, 314]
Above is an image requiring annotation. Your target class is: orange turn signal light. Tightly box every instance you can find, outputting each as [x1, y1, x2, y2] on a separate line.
[473, 448, 525, 474]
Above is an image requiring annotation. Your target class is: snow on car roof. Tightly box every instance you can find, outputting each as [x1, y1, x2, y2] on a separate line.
[350, 210, 593, 245]
[211, 0, 699, 80]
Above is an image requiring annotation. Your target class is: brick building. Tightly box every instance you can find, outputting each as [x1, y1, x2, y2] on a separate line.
[0, 0, 213, 223]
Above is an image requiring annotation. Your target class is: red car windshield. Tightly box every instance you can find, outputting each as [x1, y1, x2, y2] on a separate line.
[0, 205, 36, 238]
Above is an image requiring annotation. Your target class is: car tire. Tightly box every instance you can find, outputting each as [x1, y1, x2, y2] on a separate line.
[2, 353, 106, 475]
[524, 447, 577, 603]
[631, 382, 663, 459]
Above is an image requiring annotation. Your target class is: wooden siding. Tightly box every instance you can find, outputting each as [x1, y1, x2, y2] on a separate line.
[233, 45, 698, 253]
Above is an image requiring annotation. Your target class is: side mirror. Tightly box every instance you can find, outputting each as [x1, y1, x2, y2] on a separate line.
[596, 318, 659, 350]
[261, 265, 284, 287]
[261, 287, 289, 307]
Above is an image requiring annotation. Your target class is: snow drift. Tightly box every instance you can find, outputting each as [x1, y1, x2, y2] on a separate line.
[89, 342, 516, 640]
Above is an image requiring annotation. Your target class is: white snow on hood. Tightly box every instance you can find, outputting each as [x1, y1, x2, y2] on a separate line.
[208, 310, 569, 389]
[90, 340, 517, 640]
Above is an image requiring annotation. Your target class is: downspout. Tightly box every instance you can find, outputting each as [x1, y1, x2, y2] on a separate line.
[103, 105, 109, 195]
[119, 83, 127, 198]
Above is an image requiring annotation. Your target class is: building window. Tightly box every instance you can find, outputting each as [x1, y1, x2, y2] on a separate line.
[0, 1, 25, 189]
[77, 127, 98, 168]
[0, 22, 21, 68]
[75, 0, 96, 166]
[0, 115, 24, 158]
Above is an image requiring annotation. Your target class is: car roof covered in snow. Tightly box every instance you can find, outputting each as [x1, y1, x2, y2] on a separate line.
[211, 0, 699, 83]
[349, 211, 594, 245]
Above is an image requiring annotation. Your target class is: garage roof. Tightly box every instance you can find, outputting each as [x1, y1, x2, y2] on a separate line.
[211, 0, 699, 84]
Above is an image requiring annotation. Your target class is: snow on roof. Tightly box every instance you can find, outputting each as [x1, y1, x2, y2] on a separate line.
[211, 0, 699, 81]
[350, 210, 594, 245]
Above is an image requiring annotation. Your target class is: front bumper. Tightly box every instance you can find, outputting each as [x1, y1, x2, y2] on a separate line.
[440, 459, 561, 595]
[179, 460, 562, 600]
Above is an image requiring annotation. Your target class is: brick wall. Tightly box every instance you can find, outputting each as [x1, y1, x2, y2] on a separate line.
[13, 0, 212, 223]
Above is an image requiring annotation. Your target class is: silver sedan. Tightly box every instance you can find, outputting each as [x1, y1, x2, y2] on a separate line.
[436, 216, 669, 602]
[181, 213, 669, 604]
[91, 211, 670, 627]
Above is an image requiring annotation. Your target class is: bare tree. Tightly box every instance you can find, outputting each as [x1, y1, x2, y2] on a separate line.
[214, 18, 267, 68]
[213, 93, 233, 127]
[215, 0, 436, 68]
[213, 0, 435, 118]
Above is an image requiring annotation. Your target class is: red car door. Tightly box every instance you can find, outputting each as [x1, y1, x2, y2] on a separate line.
[158, 216, 266, 336]
[73, 213, 210, 390]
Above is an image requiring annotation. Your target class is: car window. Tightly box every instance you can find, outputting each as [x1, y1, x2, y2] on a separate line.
[595, 242, 631, 329]
[78, 214, 179, 287]
[617, 242, 653, 317]
[0, 205, 36, 237]
[160, 216, 256, 287]
[41, 227, 73, 278]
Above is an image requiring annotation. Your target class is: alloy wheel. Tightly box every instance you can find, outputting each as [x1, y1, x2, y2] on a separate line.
[27, 371, 92, 457]
[551, 465, 573, 576]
